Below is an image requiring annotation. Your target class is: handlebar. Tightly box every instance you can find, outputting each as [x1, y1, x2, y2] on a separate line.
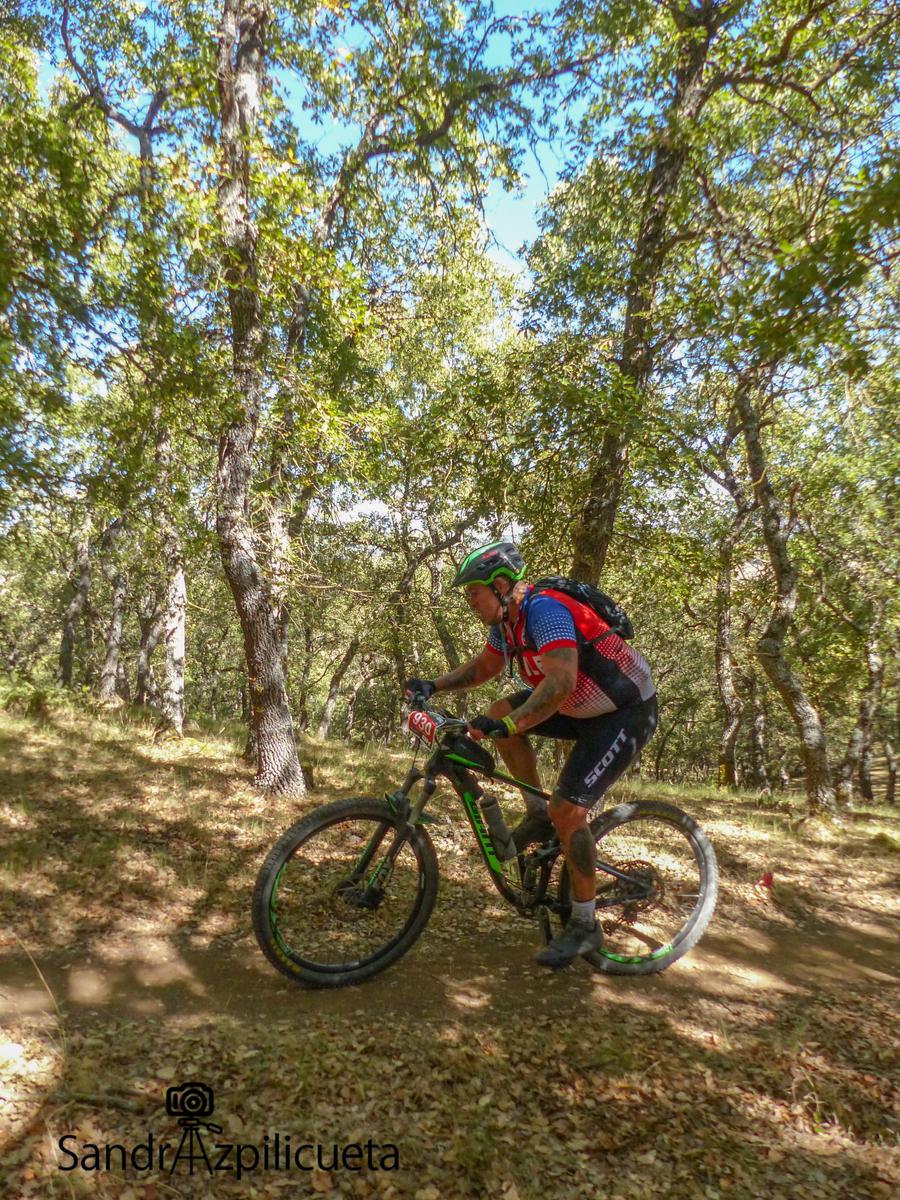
[404, 695, 508, 745]
[406, 695, 469, 730]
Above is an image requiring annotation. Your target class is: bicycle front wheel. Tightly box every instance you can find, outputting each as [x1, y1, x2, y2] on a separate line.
[252, 797, 439, 988]
[558, 799, 718, 975]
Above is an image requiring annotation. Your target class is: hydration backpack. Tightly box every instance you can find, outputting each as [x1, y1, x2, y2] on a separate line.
[498, 575, 635, 678]
[531, 576, 634, 641]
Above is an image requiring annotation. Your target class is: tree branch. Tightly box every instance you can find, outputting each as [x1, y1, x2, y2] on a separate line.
[61, 0, 172, 145]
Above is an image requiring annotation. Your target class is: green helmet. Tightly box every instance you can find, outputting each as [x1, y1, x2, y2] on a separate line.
[451, 541, 526, 589]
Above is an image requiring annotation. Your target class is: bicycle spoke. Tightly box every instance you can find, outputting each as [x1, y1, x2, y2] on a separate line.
[588, 811, 710, 966]
[269, 814, 425, 970]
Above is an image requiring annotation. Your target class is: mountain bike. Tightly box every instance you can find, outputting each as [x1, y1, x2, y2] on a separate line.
[252, 699, 718, 989]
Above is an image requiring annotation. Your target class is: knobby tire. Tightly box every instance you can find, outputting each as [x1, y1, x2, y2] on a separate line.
[558, 798, 718, 975]
[252, 796, 439, 989]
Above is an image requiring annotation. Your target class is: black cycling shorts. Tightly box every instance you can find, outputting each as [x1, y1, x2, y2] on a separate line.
[505, 691, 658, 809]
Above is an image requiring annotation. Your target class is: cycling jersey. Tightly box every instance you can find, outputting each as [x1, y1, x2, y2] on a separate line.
[486, 586, 655, 718]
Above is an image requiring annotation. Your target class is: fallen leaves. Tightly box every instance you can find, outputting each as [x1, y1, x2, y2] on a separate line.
[2, 711, 899, 1200]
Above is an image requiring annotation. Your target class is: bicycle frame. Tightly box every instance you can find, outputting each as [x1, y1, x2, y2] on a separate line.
[253, 703, 718, 986]
[366, 706, 655, 920]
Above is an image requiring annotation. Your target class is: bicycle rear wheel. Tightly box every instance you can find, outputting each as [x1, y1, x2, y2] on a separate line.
[558, 799, 717, 975]
[252, 797, 439, 988]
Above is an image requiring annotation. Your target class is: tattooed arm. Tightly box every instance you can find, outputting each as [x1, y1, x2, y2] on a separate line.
[506, 647, 577, 733]
[434, 647, 504, 693]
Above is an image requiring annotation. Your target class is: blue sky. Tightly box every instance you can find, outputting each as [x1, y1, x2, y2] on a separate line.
[40, 0, 577, 276]
[478, 0, 576, 275]
[481, 138, 568, 276]
[283, 0, 577, 276]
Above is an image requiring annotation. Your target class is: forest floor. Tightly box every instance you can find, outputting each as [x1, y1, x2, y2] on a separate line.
[0, 704, 898, 1200]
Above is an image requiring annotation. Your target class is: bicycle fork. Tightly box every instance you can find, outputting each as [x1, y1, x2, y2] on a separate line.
[346, 770, 433, 901]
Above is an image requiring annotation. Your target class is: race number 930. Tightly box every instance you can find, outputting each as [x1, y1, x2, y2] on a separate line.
[408, 711, 437, 746]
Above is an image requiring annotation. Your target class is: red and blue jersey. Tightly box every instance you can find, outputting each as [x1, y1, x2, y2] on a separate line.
[486, 587, 655, 717]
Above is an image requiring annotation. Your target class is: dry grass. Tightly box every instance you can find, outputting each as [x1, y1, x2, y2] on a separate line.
[1, 705, 898, 1200]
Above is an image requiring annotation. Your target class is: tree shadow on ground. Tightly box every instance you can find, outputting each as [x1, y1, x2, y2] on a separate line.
[2, 710, 898, 1200]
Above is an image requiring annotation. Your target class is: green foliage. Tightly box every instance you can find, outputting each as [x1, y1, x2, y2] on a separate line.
[0, 0, 896, 797]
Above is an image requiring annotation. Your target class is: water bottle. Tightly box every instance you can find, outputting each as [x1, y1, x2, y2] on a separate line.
[479, 795, 517, 861]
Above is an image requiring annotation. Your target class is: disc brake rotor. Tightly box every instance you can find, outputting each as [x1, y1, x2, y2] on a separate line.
[602, 858, 664, 927]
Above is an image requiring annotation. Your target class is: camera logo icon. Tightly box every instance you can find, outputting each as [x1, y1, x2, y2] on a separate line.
[166, 1082, 216, 1123]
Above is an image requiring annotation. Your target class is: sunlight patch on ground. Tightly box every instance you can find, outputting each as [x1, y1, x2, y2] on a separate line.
[0, 1032, 62, 1154]
[67, 967, 110, 1005]
[705, 818, 783, 843]
[449, 983, 492, 1009]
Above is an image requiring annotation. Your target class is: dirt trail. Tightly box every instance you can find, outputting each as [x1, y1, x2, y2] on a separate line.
[2, 713, 899, 1200]
[3, 902, 896, 1028]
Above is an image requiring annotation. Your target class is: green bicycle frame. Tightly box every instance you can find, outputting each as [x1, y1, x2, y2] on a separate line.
[351, 731, 656, 923]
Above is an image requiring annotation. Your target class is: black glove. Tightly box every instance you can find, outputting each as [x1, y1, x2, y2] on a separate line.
[404, 677, 436, 702]
[468, 714, 514, 740]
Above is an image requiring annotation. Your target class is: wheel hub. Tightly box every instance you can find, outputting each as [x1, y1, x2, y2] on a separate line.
[612, 858, 664, 924]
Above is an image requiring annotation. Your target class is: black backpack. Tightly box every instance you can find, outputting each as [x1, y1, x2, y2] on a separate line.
[499, 575, 634, 678]
[531, 576, 634, 641]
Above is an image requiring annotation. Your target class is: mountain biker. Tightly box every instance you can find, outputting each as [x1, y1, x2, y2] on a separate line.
[404, 541, 658, 969]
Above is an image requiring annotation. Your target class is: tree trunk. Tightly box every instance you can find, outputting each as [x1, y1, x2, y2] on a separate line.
[215, 1, 303, 795]
[835, 624, 884, 809]
[429, 560, 459, 662]
[888, 682, 900, 804]
[715, 532, 743, 788]
[745, 671, 771, 793]
[570, 8, 719, 582]
[734, 377, 835, 815]
[136, 598, 163, 707]
[115, 660, 131, 703]
[858, 744, 874, 803]
[98, 573, 127, 702]
[654, 709, 688, 781]
[241, 669, 257, 763]
[344, 675, 364, 741]
[97, 518, 128, 703]
[264, 412, 295, 717]
[153, 419, 187, 735]
[160, 551, 187, 731]
[777, 749, 791, 793]
[82, 601, 98, 686]
[59, 511, 92, 686]
[264, 456, 292, 716]
[317, 636, 360, 739]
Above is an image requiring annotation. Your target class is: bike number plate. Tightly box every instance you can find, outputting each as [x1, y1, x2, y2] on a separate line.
[408, 711, 437, 746]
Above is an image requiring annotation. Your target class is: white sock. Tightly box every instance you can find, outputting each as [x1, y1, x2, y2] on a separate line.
[571, 899, 596, 925]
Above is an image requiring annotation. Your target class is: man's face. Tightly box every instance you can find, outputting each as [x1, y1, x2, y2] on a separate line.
[465, 582, 504, 625]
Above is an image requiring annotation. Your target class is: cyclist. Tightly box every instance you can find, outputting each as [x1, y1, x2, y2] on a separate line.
[404, 541, 658, 969]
